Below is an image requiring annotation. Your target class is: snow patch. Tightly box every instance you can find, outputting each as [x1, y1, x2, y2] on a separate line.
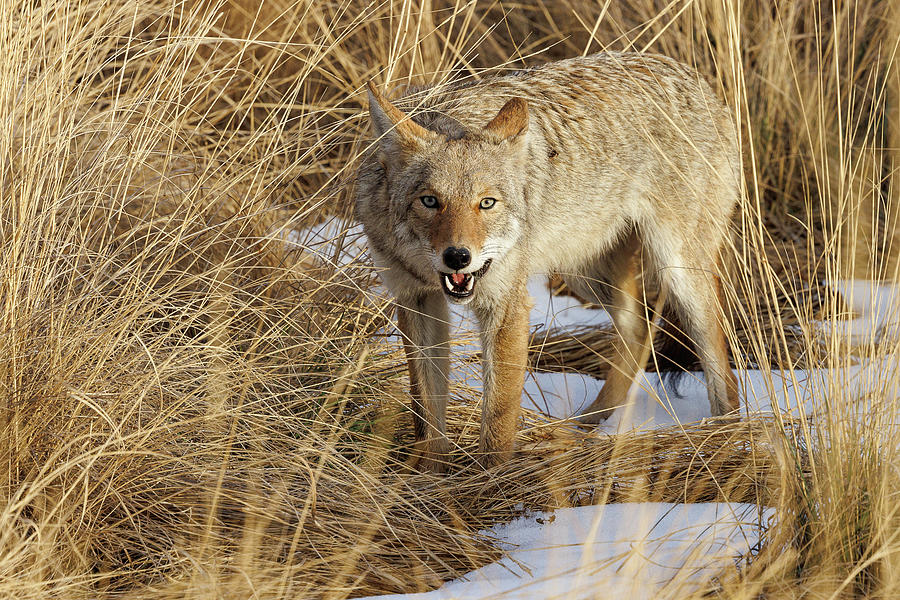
[286, 218, 369, 268]
[814, 279, 900, 344]
[361, 503, 772, 600]
[527, 277, 611, 330]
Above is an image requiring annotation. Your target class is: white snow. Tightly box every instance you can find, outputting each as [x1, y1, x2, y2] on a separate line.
[814, 279, 900, 345]
[285, 218, 370, 268]
[290, 220, 900, 600]
[527, 277, 611, 330]
[523, 364, 900, 432]
[362, 503, 772, 600]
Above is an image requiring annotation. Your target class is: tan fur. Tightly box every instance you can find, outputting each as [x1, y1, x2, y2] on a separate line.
[366, 81, 436, 152]
[356, 52, 742, 471]
[478, 286, 532, 464]
[483, 98, 528, 141]
[429, 205, 486, 258]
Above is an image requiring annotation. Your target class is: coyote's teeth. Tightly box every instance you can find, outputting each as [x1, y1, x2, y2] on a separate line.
[442, 272, 475, 296]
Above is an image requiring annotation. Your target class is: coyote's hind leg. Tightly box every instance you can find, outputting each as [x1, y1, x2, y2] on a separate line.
[568, 233, 651, 424]
[644, 237, 739, 417]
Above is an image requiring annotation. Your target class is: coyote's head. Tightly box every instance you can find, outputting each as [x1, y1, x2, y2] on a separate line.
[366, 82, 528, 304]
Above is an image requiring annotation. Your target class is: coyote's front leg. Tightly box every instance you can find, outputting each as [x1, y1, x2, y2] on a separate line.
[475, 283, 531, 468]
[396, 293, 451, 472]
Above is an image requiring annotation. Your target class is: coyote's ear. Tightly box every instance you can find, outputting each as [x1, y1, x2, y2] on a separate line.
[367, 81, 435, 156]
[483, 98, 528, 143]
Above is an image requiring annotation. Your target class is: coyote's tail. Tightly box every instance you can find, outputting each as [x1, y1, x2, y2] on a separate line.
[651, 303, 700, 395]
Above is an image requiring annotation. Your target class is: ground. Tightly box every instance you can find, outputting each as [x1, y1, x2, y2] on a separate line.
[299, 218, 900, 599]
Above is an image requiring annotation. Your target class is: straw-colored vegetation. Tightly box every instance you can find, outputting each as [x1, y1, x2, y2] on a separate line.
[2, 0, 898, 597]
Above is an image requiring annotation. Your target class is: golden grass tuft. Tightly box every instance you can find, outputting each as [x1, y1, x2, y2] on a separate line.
[1, 0, 899, 598]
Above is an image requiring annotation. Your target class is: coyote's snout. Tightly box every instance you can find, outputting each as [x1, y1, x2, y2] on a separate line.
[356, 52, 742, 472]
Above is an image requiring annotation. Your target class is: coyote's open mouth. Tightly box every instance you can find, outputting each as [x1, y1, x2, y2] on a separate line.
[440, 259, 493, 299]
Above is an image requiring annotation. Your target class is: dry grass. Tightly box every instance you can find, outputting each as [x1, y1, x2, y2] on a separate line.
[1, 0, 899, 598]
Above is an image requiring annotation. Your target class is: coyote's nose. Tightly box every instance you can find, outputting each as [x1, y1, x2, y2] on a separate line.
[442, 246, 471, 271]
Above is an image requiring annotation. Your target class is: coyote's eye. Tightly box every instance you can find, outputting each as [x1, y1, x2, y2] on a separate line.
[479, 197, 497, 210]
[420, 195, 439, 209]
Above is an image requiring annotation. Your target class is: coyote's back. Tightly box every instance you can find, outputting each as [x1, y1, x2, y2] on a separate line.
[357, 52, 739, 278]
[356, 52, 741, 471]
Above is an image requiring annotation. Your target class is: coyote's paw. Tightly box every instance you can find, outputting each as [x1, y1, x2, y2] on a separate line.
[576, 388, 622, 424]
[575, 407, 615, 425]
[705, 409, 742, 425]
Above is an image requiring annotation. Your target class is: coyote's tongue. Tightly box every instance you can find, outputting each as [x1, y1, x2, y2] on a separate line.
[450, 273, 467, 286]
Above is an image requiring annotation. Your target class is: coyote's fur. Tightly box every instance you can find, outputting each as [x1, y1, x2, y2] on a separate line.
[356, 52, 741, 471]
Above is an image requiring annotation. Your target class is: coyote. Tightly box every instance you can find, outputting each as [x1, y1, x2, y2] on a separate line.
[356, 52, 741, 471]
